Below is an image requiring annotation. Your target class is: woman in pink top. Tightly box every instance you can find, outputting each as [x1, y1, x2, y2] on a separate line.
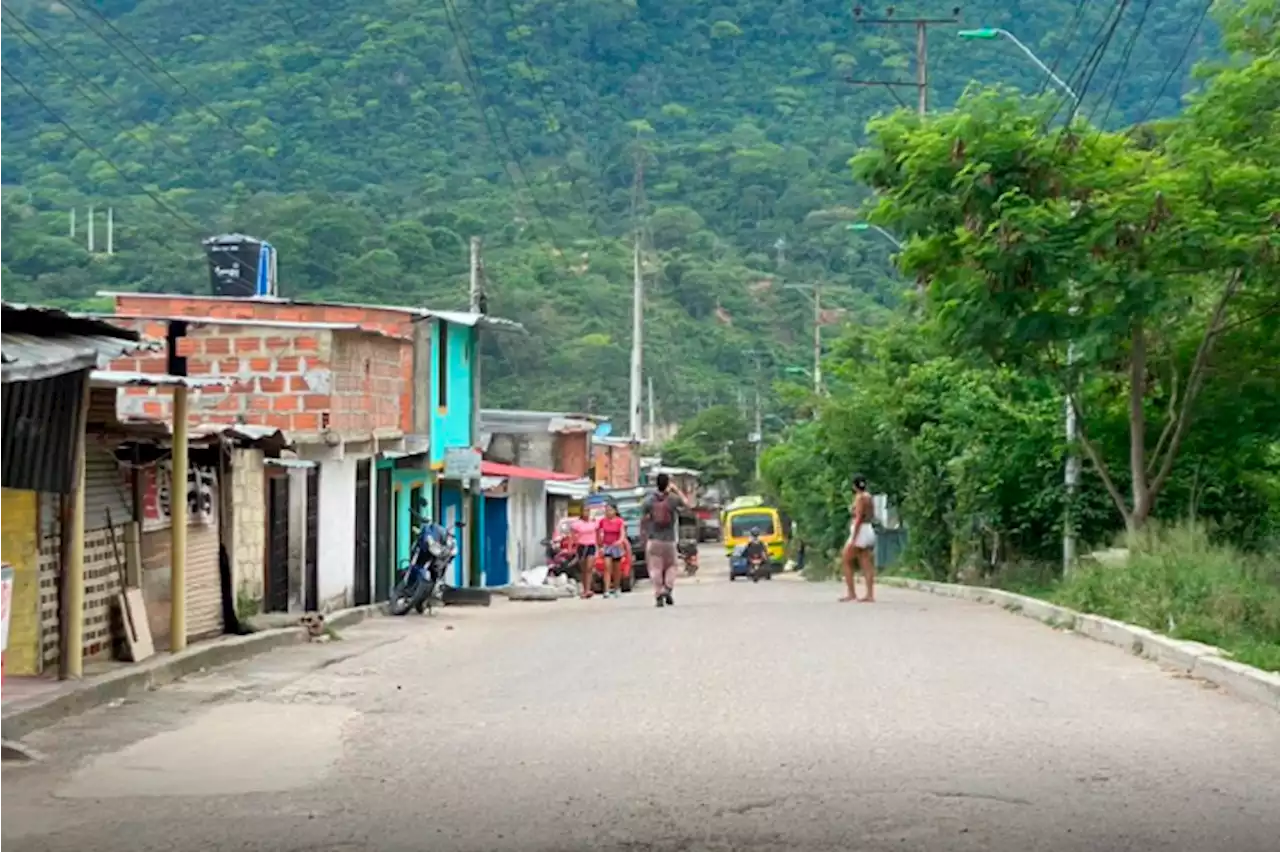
[595, 501, 631, 599]
[568, 505, 599, 599]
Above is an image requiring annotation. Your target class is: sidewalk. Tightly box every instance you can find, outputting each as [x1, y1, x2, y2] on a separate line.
[1, 604, 380, 743]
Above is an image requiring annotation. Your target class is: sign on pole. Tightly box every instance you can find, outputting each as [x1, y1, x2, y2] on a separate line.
[443, 447, 482, 482]
[1, 564, 14, 655]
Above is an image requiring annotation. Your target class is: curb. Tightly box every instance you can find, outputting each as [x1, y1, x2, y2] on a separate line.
[881, 577, 1280, 713]
[0, 603, 381, 742]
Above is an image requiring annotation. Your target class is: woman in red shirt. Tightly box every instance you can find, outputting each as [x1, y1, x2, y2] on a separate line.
[595, 501, 631, 599]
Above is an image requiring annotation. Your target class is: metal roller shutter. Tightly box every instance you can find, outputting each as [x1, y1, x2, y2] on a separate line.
[185, 480, 224, 641]
[83, 444, 132, 533]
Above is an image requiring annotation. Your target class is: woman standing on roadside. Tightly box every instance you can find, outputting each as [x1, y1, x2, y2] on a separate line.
[569, 505, 599, 599]
[596, 501, 631, 599]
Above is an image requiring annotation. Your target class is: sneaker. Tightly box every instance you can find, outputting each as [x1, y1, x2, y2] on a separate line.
[655, 596, 665, 608]
[664, 592, 674, 606]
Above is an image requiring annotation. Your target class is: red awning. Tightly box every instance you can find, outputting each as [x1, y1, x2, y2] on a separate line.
[480, 461, 580, 482]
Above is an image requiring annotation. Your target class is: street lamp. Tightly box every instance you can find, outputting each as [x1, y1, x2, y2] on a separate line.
[848, 222, 904, 250]
[957, 28, 1080, 103]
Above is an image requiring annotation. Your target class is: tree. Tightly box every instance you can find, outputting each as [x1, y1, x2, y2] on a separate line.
[853, 75, 1278, 531]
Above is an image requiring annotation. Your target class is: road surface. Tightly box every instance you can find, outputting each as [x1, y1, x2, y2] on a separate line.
[3, 545, 1278, 852]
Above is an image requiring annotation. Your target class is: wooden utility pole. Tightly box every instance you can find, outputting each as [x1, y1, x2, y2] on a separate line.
[850, 5, 962, 115]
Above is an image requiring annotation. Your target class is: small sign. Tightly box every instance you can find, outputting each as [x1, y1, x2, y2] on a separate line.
[443, 447, 482, 481]
[1, 564, 14, 654]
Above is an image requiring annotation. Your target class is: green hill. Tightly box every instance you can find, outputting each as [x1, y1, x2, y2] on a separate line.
[1, 0, 1217, 420]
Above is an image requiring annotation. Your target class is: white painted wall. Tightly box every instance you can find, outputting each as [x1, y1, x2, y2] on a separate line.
[316, 455, 356, 609]
[507, 479, 548, 580]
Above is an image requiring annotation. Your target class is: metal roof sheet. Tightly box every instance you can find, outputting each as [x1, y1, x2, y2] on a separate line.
[1, 333, 155, 384]
[90, 370, 233, 389]
[95, 292, 525, 333]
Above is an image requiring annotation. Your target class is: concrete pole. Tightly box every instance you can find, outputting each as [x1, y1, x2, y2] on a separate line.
[170, 385, 189, 651]
[107, 207, 114, 255]
[629, 233, 644, 443]
[87, 205, 95, 253]
[464, 237, 482, 586]
[812, 281, 823, 395]
[59, 375, 92, 679]
[916, 20, 929, 116]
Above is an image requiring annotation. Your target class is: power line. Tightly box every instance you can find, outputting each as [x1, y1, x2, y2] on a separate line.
[1132, 0, 1213, 125]
[437, 0, 571, 259]
[2, 5, 197, 165]
[59, 0, 262, 151]
[1, 64, 205, 236]
[1059, 0, 1132, 126]
[1087, 0, 1154, 131]
[1037, 0, 1092, 99]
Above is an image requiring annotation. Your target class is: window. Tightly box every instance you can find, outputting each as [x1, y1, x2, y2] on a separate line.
[729, 512, 776, 538]
[436, 321, 449, 411]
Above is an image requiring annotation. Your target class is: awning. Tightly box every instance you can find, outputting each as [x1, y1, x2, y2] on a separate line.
[2, 302, 155, 383]
[480, 461, 579, 481]
[547, 478, 593, 499]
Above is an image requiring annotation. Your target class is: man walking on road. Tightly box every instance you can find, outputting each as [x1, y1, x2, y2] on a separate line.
[643, 472, 688, 608]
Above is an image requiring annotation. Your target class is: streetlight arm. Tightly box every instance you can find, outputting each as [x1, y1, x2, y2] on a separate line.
[994, 28, 1079, 103]
[871, 225, 904, 250]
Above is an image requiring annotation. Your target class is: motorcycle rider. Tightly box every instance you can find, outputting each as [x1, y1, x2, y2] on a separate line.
[744, 528, 768, 569]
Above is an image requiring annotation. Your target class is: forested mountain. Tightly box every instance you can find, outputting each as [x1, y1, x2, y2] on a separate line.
[1, 0, 1217, 420]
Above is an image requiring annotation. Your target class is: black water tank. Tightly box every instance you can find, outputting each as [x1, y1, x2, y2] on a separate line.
[203, 233, 266, 298]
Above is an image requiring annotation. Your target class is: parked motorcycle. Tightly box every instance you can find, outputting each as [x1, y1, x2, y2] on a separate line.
[388, 519, 462, 616]
[677, 539, 699, 576]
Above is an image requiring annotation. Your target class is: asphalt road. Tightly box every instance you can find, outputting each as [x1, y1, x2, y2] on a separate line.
[3, 546, 1278, 852]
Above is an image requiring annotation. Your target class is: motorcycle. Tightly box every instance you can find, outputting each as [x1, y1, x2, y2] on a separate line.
[677, 539, 699, 576]
[749, 552, 771, 583]
[388, 518, 462, 616]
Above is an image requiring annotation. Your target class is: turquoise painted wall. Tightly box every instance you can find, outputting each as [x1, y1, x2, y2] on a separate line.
[394, 467, 432, 568]
[429, 319, 476, 467]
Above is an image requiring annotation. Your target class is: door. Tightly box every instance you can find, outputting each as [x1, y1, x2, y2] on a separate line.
[483, 496, 509, 587]
[439, 483, 463, 587]
[304, 466, 319, 612]
[374, 467, 393, 602]
[265, 473, 290, 613]
[352, 458, 372, 606]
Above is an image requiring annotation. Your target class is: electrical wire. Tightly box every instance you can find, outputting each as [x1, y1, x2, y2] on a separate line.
[438, 0, 569, 257]
[1132, 0, 1214, 125]
[64, 0, 261, 151]
[1037, 0, 1093, 99]
[1060, 0, 1132, 125]
[1088, 0, 1154, 131]
[1, 64, 206, 236]
[2, 5, 198, 165]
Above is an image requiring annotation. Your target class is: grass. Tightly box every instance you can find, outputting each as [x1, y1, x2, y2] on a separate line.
[880, 523, 1280, 672]
[1050, 525, 1280, 672]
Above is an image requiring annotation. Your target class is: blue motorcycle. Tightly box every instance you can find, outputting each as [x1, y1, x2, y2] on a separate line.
[388, 519, 461, 616]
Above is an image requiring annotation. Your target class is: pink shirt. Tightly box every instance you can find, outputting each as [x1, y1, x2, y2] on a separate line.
[598, 516, 627, 546]
[570, 518, 598, 547]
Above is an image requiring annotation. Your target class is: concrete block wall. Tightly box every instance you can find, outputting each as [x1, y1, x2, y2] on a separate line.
[230, 448, 266, 606]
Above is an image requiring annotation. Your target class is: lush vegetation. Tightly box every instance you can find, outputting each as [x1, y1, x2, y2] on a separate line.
[2, 0, 1218, 422]
[762, 0, 1280, 662]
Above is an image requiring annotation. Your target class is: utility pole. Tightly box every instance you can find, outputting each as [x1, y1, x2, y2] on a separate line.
[87, 204, 95, 252]
[107, 207, 115, 255]
[629, 145, 647, 471]
[69, 207, 76, 238]
[812, 281, 823, 394]
[647, 375, 656, 444]
[465, 236, 483, 587]
[850, 5, 962, 115]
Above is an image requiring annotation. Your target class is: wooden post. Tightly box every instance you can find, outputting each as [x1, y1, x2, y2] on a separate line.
[58, 374, 92, 679]
[170, 385, 189, 651]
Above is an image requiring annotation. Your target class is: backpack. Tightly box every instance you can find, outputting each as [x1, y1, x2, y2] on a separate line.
[649, 492, 675, 530]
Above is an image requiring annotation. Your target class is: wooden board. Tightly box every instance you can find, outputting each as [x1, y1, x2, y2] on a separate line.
[118, 588, 155, 662]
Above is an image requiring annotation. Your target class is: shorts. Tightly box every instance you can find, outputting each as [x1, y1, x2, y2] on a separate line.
[602, 543, 626, 559]
[848, 524, 876, 550]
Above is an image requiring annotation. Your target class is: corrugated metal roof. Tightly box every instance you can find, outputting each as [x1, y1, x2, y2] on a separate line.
[90, 370, 233, 389]
[480, 408, 606, 435]
[87, 312, 395, 336]
[95, 292, 526, 333]
[2, 301, 152, 384]
[1, 333, 155, 384]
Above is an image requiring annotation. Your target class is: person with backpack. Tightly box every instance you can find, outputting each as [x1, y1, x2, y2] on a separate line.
[642, 472, 689, 608]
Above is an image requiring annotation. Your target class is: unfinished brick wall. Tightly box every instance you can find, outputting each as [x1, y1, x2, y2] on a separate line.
[555, 432, 592, 477]
[113, 295, 418, 433]
[330, 331, 405, 435]
[594, 443, 637, 488]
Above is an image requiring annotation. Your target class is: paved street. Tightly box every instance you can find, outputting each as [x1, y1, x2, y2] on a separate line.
[3, 545, 1278, 852]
